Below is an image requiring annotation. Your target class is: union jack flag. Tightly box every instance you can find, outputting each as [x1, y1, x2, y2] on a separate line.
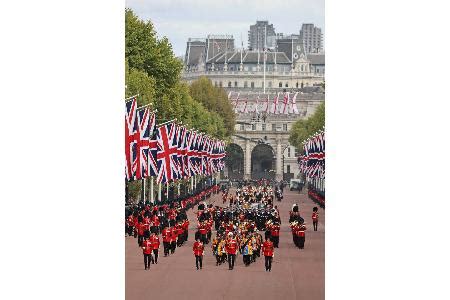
[186, 131, 198, 176]
[156, 122, 179, 184]
[176, 125, 187, 178]
[125, 97, 137, 181]
[133, 107, 152, 180]
[147, 112, 158, 176]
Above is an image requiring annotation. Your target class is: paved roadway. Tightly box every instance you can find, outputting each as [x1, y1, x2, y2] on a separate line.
[126, 188, 325, 300]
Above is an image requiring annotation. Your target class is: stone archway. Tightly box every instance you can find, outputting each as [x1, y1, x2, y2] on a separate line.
[225, 143, 244, 180]
[251, 144, 275, 180]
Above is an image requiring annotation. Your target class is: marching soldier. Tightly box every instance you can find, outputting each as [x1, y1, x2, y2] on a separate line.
[297, 221, 307, 249]
[126, 214, 134, 237]
[270, 222, 280, 248]
[136, 218, 145, 247]
[193, 238, 204, 270]
[198, 222, 207, 244]
[312, 207, 319, 231]
[149, 232, 160, 264]
[162, 226, 171, 256]
[141, 237, 153, 270]
[262, 236, 274, 272]
[170, 224, 178, 254]
[225, 233, 238, 270]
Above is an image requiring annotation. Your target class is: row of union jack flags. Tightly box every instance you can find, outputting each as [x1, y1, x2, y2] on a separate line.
[298, 130, 325, 179]
[125, 96, 226, 183]
[228, 91, 300, 115]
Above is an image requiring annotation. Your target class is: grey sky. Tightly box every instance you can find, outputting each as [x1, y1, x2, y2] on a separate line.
[126, 0, 325, 57]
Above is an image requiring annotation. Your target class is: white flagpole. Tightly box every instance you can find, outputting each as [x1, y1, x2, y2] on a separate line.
[150, 177, 154, 203]
[263, 25, 266, 94]
[166, 182, 169, 201]
[158, 182, 161, 202]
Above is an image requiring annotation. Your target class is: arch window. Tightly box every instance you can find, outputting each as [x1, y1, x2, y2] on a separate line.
[279, 82, 282, 87]
[219, 81, 222, 87]
[228, 81, 232, 87]
[234, 81, 238, 87]
[285, 83, 289, 87]
[244, 81, 248, 88]
[251, 82, 255, 88]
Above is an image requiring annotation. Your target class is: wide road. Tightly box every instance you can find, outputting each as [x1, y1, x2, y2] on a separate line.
[126, 187, 325, 300]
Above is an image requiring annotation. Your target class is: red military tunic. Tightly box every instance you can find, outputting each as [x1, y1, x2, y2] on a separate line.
[312, 212, 319, 222]
[137, 223, 145, 236]
[162, 227, 170, 243]
[198, 223, 207, 235]
[270, 224, 280, 237]
[262, 240, 274, 257]
[142, 240, 153, 255]
[170, 227, 178, 242]
[225, 238, 238, 255]
[193, 241, 204, 256]
[126, 215, 134, 227]
[296, 224, 306, 237]
[149, 234, 160, 250]
[182, 220, 190, 231]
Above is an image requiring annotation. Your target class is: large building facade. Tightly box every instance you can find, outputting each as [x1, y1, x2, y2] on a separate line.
[300, 23, 323, 54]
[182, 33, 325, 181]
[248, 21, 276, 51]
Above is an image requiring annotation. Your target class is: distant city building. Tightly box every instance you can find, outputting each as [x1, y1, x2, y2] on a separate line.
[182, 29, 325, 181]
[299, 23, 323, 53]
[248, 21, 276, 51]
[276, 34, 303, 63]
[206, 35, 234, 61]
[185, 38, 206, 69]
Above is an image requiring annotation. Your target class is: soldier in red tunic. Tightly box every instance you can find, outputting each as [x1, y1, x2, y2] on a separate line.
[312, 207, 319, 231]
[141, 237, 153, 270]
[170, 225, 178, 254]
[198, 222, 207, 244]
[162, 226, 171, 256]
[262, 236, 274, 272]
[192, 238, 205, 270]
[270, 222, 280, 248]
[126, 215, 134, 237]
[149, 232, 160, 264]
[225, 233, 238, 270]
[297, 221, 307, 249]
[136, 218, 145, 247]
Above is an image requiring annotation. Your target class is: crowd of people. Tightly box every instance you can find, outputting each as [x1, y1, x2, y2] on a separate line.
[125, 185, 220, 270]
[192, 181, 279, 271]
[126, 179, 322, 272]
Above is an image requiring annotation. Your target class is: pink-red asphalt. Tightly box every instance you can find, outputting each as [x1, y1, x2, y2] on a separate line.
[126, 188, 325, 300]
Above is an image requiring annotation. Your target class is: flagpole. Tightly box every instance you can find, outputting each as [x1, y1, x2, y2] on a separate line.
[150, 177, 154, 204]
[157, 118, 177, 127]
[125, 94, 139, 102]
[166, 182, 170, 203]
[263, 25, 266, 94]
[158, 182, 162, 203]
[141, 178, 145, 204]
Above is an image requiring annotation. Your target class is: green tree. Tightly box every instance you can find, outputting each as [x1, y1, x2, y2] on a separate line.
[125, 9, 183, 98]
[289, 102, 325, 150]
[125, 60, 156, 107]
[189, 76, 235, 136]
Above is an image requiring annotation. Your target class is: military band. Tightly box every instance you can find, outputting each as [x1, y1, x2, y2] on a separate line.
[127, 180, 322, 272]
